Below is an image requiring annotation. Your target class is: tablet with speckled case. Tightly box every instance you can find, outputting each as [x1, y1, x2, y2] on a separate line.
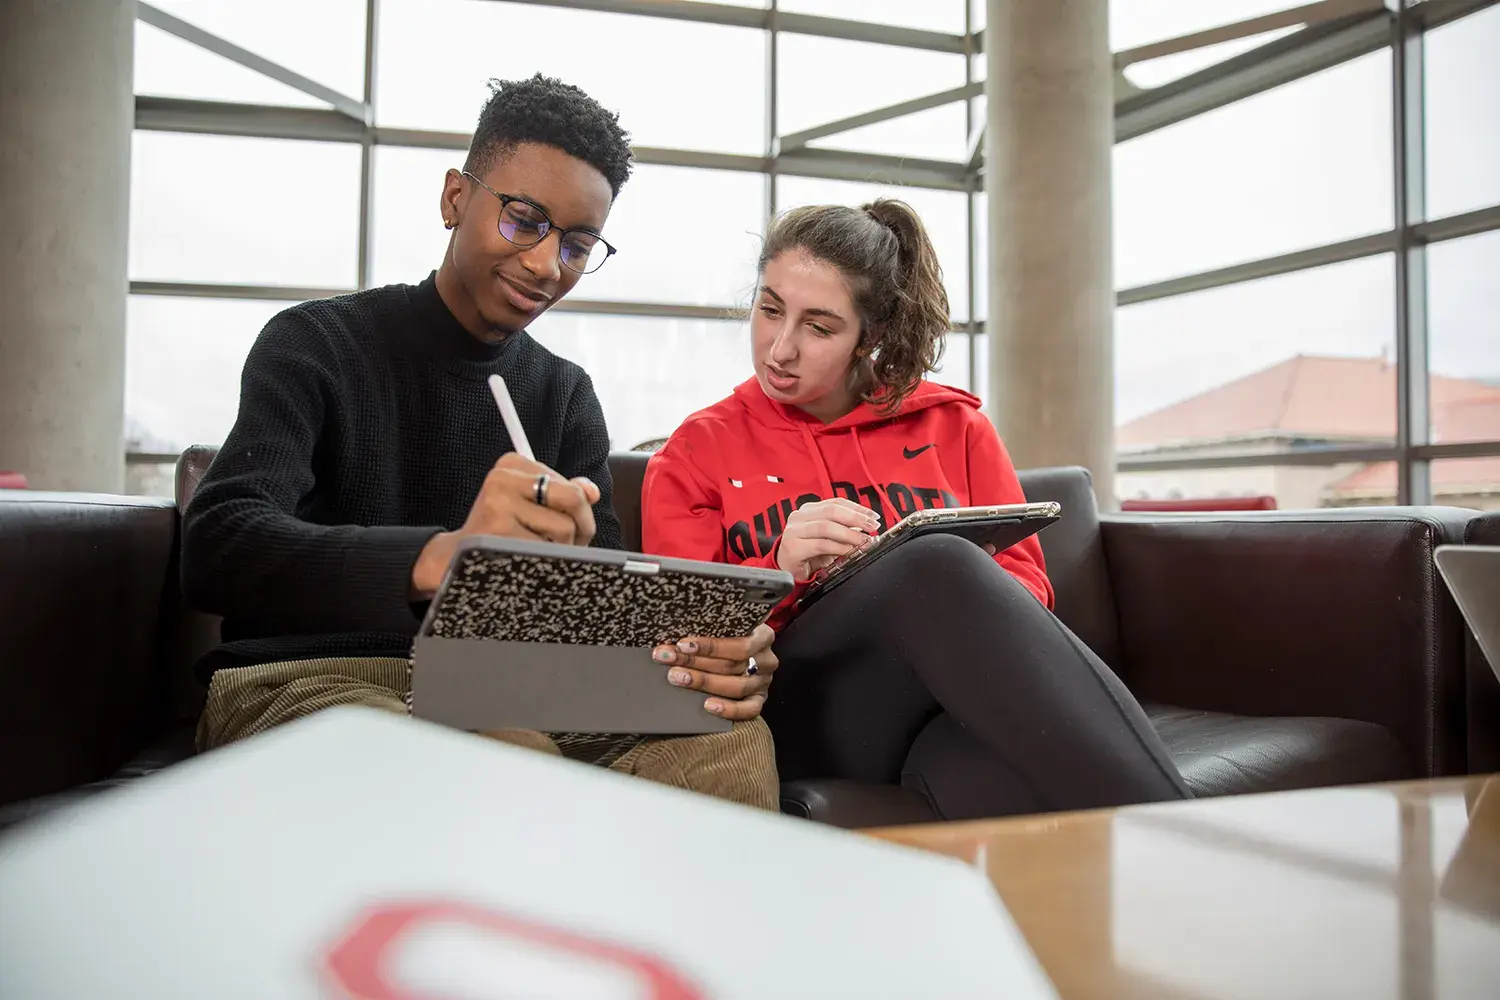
[419, 538, 793, 646]
[409, 538, 794, 739]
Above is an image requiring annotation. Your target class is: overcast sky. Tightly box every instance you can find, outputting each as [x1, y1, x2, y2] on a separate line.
[125, 0, 1499, 454]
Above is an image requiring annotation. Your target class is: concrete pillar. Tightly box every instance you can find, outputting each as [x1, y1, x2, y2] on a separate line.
[985, 0, 1116, 507]
[0, 0, 133, 492]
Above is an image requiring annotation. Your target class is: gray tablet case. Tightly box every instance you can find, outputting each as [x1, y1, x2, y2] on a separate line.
[410, 538, 794, 736]
[1436, 545, 1500, 685]
[799, 503, 1060, 610]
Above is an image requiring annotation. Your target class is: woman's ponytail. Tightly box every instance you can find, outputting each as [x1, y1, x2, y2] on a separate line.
[759, 197, 952, 412]
[860, 199, 949, 411]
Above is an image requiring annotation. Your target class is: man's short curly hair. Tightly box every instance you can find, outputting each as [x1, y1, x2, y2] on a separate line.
[464, 74, 633, 197]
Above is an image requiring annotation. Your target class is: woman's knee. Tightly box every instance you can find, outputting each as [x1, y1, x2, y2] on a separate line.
[875, 533, 1031, 607]
[888, 532, 1007, 577]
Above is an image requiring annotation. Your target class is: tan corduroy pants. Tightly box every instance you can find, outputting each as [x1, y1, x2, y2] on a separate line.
[196, 657, 778, 811]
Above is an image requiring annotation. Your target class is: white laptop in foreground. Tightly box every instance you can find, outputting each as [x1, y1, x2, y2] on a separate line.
[0, 709, 1057, 1000]
[1436, 544, 1500, 683]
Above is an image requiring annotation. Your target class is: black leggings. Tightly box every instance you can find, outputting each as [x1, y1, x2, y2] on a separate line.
[762, 533, 1190, 820]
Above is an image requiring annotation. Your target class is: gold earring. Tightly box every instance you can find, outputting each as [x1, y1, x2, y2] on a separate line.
[444, 218, 456, 230]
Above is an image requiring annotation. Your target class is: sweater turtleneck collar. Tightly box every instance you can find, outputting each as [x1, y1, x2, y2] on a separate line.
[408, 271, 525, 372]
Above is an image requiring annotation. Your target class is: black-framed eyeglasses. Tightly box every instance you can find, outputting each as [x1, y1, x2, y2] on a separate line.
[460, 170, 617, 275]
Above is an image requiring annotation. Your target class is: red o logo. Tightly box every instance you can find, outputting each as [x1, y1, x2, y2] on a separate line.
[324, 900, 706, 1000]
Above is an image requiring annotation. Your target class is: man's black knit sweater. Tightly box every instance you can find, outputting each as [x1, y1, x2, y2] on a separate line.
[181, 273, 621, 680]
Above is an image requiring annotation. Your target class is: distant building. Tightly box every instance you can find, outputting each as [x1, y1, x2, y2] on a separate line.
[1115, 355, 1500, 511]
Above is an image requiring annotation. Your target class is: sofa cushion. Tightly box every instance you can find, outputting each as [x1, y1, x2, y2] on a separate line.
[779, 701, 1416, 829]
[1147, 702, 1414, 797]
[779, 779, 938, 829]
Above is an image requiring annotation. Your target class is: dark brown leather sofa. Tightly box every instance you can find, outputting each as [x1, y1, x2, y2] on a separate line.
[0, 448, 1486, 831]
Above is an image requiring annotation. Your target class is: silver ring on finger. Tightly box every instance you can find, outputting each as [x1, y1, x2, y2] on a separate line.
[746, 655, 759, 677]
[533, 473, 549, 507]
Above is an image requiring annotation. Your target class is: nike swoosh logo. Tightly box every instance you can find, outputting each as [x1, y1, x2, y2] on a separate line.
[903, 444, 936, 459]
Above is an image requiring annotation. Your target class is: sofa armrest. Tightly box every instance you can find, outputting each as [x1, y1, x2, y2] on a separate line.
[1101, 506, 1476, 777]
[0, 492, 178, 807]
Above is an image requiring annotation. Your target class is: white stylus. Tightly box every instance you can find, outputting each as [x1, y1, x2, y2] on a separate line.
[487, 374, 534, 461]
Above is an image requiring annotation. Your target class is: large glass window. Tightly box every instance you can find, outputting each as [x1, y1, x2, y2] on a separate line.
[1425, 459, 1500, 513]
[119, 0, 1500, 508]
[129, 132, 363, 288]
[934, 328, 986, 400]
[782, 0, 966, 35]
[1113, 52, 1393, 289]
[1119, 463, 1383, 512]
[775, 177, 970, 323]
[529, 314, 750, 451]
[580, 166, 766, 307]
[1428, 229, 1500, 446]
[1109, 0, 1311, 51]
[800, 102, 971, 163]
[1424, 2, 1500, 219]
[140, 0, 367, 100]
[134, 21, 325, 108]
[371, 150, 766, 307]
[1116, 255, 1397, 453]
[776, 36, 966, 150]
[376, 0, 766, 154]
[125, 296, 284, 456]
[369, 146, 461, 289]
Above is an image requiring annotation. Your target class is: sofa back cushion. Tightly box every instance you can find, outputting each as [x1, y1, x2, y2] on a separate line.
[1014, 467, 1122, 670]
[608, 451, 650, 553]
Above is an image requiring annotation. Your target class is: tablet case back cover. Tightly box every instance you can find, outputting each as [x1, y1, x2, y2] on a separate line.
[411, 544, 791, 737]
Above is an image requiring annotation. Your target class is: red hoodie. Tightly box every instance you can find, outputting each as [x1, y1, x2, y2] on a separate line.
[641, 378, 1053, 630]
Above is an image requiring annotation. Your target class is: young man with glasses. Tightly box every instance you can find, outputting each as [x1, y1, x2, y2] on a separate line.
[181, 75, 778, 809]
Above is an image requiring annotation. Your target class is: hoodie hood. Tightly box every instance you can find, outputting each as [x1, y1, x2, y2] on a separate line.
[730, 376, 982, 433]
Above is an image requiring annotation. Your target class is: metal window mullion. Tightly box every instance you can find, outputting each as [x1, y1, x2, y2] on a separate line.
[963, 1, 978, 396]
[484, 0, 967, 53]
[135, 2, 368, 121]
[356, 0, 380, 290]
[1392, 1, 1430, 505]
[765, 1, 778, 226]
[128, 279, 745, 319]
[777, 83, 983, 153]
[1116, 443, 1401, 473]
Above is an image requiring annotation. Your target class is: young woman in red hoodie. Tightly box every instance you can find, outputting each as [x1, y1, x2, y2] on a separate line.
[642, 200, 1189, 819]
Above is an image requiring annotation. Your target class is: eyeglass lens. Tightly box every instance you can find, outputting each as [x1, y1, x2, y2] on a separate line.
[496, 201, 606, 274]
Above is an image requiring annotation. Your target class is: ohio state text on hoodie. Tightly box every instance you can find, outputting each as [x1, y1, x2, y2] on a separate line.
[641, 378, 1054, 630]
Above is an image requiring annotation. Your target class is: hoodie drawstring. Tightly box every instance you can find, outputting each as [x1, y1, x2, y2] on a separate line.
[798, 422, 836, 502]
[849, 425, 888, 528]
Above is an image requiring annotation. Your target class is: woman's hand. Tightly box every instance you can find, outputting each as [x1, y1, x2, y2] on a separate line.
[652, 624, 778, 721]
[775, 498, 880, 580]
